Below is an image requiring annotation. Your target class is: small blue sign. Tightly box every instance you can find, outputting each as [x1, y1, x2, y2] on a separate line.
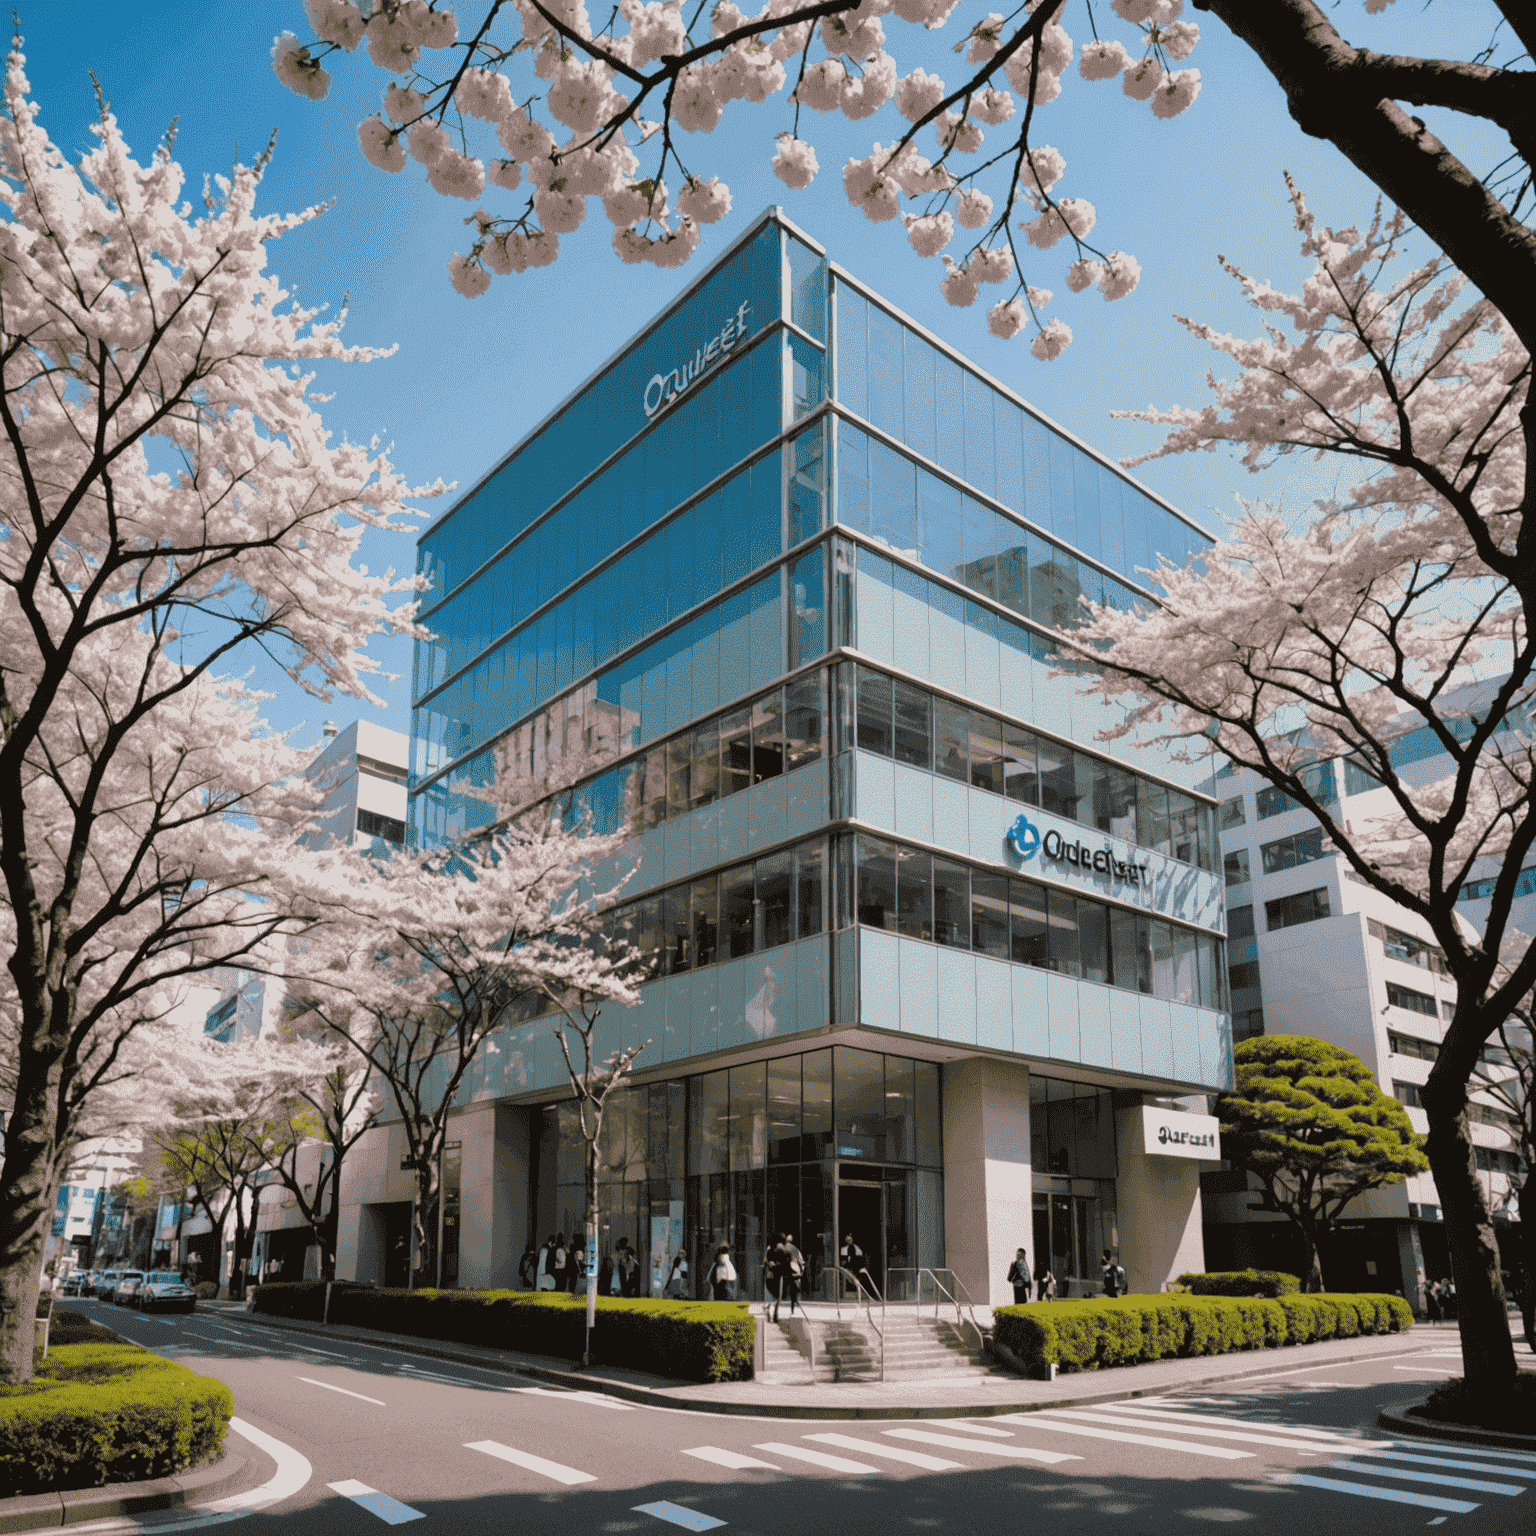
[1006, 814, 1041, 860]
[837, 1146, 864, 1157]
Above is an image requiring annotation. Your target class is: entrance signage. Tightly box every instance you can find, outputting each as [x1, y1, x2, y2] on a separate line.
[1141, 1106, 1221, 1160]
[1007, 813, 1151, 888]
[643, 300, 751, 419]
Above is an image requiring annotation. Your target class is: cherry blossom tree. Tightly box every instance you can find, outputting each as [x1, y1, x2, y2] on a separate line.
[284, 799, 638, 1290]
[273, 2, 1532, 363]
[1072, 185, 1530, 1395]
[0, 49, 430, 1382]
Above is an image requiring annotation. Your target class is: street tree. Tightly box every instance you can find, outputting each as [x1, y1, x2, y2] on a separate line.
[1072, 185, 1530, 1390]
[1216, 1035, 1428, 1294]
[0, 47, 429, 1380]
[274, 2, 1534, 364]
[286, 799, 638, 1290]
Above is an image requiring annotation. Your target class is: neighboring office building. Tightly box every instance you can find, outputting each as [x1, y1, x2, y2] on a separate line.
[340, 208, 1233, 1307]
[303, 719, 410, 852]
[1205, 700, 1530, 1303]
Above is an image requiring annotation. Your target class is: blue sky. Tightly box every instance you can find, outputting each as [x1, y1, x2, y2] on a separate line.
[20, 2, 1509, 750]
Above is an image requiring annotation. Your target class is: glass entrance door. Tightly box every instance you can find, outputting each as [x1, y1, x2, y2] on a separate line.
[838, 1179, 882, 1296]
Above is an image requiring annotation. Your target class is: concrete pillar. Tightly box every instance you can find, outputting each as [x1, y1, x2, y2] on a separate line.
[456, 1104, 532, 1288]
[334, 1120, 413, 1283]
[1113, 1104, 1206, 1294]
[941, 1057, 1032, 1309]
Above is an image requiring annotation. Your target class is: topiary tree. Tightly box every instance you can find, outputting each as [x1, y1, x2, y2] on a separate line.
[1217, 1036, 1428, 1293]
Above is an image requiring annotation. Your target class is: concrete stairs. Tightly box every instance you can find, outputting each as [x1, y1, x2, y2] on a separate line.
[757, 1308, 996, 1384]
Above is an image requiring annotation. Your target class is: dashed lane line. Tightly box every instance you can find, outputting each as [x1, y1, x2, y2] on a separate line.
[464, 1439, 597, 1486]
[298, 1377, 386, 1406]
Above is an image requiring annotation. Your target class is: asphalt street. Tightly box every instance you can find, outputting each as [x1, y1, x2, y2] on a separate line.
[68, 1299, 1536, 1536]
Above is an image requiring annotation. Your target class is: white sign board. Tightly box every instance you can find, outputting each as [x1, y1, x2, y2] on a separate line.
[1142, 1106, 1221, 1160]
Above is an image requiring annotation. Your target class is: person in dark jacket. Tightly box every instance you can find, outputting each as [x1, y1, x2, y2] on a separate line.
[1006, 1248, 1031, 1305]
[1101, 1249, 1126, 1298]
[706, 1245, 737, 1300]
[517, 1240, 538, 1290]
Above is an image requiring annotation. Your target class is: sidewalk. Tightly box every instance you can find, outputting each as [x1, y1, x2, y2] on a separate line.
[228, 1304, 1449, 1421]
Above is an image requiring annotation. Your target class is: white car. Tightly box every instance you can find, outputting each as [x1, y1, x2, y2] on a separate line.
[138, 1271, 197, 1314]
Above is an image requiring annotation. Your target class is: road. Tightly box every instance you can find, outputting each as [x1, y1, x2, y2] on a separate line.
[69, 1299, 1536, 1536]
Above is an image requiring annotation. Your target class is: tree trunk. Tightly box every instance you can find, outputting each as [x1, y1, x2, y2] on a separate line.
[1518, 1167, 1535, 1352]
[1295, 1222, 1325, 1293]
[412, 1162, 440, 1291]
[583, 1139, 599, 1367]
[1424, 1100, 1518, 1390]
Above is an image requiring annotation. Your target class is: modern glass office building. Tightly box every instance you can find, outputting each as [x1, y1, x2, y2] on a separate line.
[337, 209, 1232, 1304]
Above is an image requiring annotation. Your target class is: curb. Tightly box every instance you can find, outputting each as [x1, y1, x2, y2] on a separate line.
[1378, 1400, 1536, 1453]
[0, 1453, 247, 1534]
[237, 1310, 1429, 1421]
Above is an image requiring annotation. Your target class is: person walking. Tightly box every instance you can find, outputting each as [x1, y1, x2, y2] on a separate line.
[517, 1240, 539, 1290]
[1036, 1264, 1056, 1302]
[570, 1241, 586, 1292]
[706, 1245, 737, 1300]
[839, 1233, 873, 1296]
[1425, 1279, 1442, 1322]
[538, 1234, 559, 1291]
[665, 1250, 689, 1298]
[1006, 1248, 1032, 1306]
[618, 1241, 641, 1298]
[551, 1234, 568, 1292]
[779, 1231, 805, 1317]
[1101, 1249, 1126, 1298]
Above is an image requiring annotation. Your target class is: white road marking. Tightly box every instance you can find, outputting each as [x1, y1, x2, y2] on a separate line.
[205, 1415, 315, 1512]
[1393, 1366, 1460, 1375]
[681, 1448, 783, 1471]
[298, 1376, 386, 1405]
[1272, 1471, 1478, 1515]
[751, 1443, 881, 1474]
[927, 1420, 1013, 1437]
[290, 1344, 352, 1359]
[1327, 1460, 1525, 1497]
[1372, 1437, 1536, 1465]
[804, 1433, 962, 1471]
[881, 1429, 1079, 1465]
[465, 1439, 597, 1485]
[507, 1385, 635, 1409]
[1115, 1404, 1373, 1443]
[1042, 1408, 1343, 1452]
[634, 1501, 726, 1531]
[327, 1480, 425, 1525]
[1353, 1448, 1536, 1478]
[994, 1414, 1252, 1459]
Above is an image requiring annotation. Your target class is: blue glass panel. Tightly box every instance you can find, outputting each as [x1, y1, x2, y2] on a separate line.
[836, 421, 870, 533]
[933, 351, 965, 480]
[1023, 413, 1052, 536]
[870, 439, 918, 554]
[748, 447, 784, 571]
[666, 506, 695, 619]
[690, 610, 721, 717]
[1071, 451, 1101, 563]
[868, 303, 905, 442]
[790, 332, 824, 422]
[789, 422, 826, 547]
[791, 544, 826, 668]
[694, 486, 722, 597]
[995, 400, 1024, 518]
[835, 281, 868, 419]
[717, 584, 753, 705]
[1049, 432, 1077, 551]
[1098, 466, 1126, 575]
[904, 330, 937, 464]
[748, 572, 783, 691]
[786, 235, 827, 341]
[963, 369, 996, 502]
[918, 469, 963, 581]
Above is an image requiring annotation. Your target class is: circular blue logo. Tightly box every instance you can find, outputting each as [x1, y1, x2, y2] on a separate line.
[1007, 814, 1041, 860]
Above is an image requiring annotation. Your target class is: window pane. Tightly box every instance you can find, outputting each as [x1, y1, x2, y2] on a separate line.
[1149, 918, 1174, 998]
[896, 847, 933, 941]
[700, 1069, 729, 1176]
[834, 1046, 885, 1157]
[692, 874, 719, 967]
[768, 1057, 801, 1164]
[1137, 778, 1169, 853]
[1038, 738, 1078, 819]
[971, 870, 1010, 959]
[933, 698, 970, 784]
[667, 735, 691, 820]
[1047, 887, 1081, 975]
[932, 856, 970, 947]
[635, 895, 662, 981]
[1002, 722, 1040, 804]
[1225, 847, 1251, 886]
[1108, 907, 1138, 991]
[1173, 927, 1198, 1003]
[785, 670, 825, 770]
[915, 1062, 941, 1167]
[1168, 791, 1199, 864]
[893, 678, 932, 768]
[1077, 754, 1104, 829]
[752, 688, 784, 782]
[756, 849, 793, 950]
[721, 860, 756, 959]
[885, 1055, 916, 1164]
[643, 745, 667, 827]
[795, 842, 825, 938]
[1078, 897, 1109, 984]
[691, 720, 720, 808]
[720, 706, 751, 797]
[968, 709, 1004, 795]
[1010, 877, 1049, 965]
[730, 1061, 766, 1170]
[803, 1048, 832, 1160]
[856, 834, 898, 931]
[856, 666, 894, 756]
[664, 884, 691, 973]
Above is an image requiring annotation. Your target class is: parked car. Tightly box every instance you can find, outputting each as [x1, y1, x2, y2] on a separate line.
[137, 1271, 196, 1314]
[112, 1270, 145, 1305]
[95, 1269, 121, 1299]
[60, 1270, 88, 1297]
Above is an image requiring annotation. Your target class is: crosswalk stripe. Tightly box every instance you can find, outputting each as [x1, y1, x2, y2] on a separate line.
[1041, 1408, 1340, 1452]
[882, 1429, 1079, 1465]
[805, 1434, 963, 1471]
[1368, 1437, 1536, 1466]
[752, 1443, 881, 1474]
[327, 1480, 425, 1525]
[633, 1501, 726, 1531]
[927, 1421, 1014, 1437]
[299, 1377, 386, 1406]
[464, 1439, 597, 1485]
[1114, 1404, 1373, 1442]
[1327, 1460, 1526, 1497]
[682, 1448, 783, 1471]
[994, 1414, 1252, 1459]
[1351, 1448, 1536, 1479]
[1272, 1472, 1478, 1515]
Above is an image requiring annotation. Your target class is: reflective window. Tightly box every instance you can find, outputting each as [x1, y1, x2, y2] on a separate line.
[932, 857, 970, 948]
[893, 679, 931, 769]
[971, 870, 1009, 959]
[756, 849, 793, 949]
[896, 847, 933, 941]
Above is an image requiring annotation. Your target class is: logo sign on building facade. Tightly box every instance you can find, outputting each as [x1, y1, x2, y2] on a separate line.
[643, 301, 752, 419]
[1141, 1106, 1221, 1160]
[1007, 813, 1152, 888]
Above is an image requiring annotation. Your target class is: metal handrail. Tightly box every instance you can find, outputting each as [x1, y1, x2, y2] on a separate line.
[829, 1263, 885, 1382]
[763, 1285, 817, 1384]
[887, 1267, 987, 1356]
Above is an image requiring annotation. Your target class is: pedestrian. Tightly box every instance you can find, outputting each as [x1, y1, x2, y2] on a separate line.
[1006, 1248, 1031, 1306]
[518, 1240, 539, 1291]
[598, 1248, 616, 1297]
[538, 1234, 560, 1291]
[1036, 1264, 1056, 1303]
[665, 1250, 689, 1298]
[707, 1244, 737, 1301]
[1101, 1249, 1126, 1298]
[618, 1241, 641, 1297]
[570, 1241, 586, 1292]
[1442, 1277, 1457, 1319]
[778, 1231, 805, 1317]
[839, 1232, 872, 1295]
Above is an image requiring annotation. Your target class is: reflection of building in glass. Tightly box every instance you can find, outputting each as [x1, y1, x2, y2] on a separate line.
[339, 210, 1230, 1307]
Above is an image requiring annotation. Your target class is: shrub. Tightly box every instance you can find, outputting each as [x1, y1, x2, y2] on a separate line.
[1422, 1372, 1536, 1434]
[1176, 1269, 1302, 1298]
[0, 1343, 232, 1495]
[994, 1290, 1408, 1374]
[251, 1284, 754, 1383]
[47, 1309, 120, 1348]
[194, 1282, 218, 1301]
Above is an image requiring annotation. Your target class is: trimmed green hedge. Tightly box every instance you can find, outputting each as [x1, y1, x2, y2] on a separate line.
[47, 1308, 121, 1348]
[993, 1291, 1414, 1374]
[251, 1283, 755, 1383]
[1176, 1269, 1302, 1298]
[0, 1343, 232, 1495]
